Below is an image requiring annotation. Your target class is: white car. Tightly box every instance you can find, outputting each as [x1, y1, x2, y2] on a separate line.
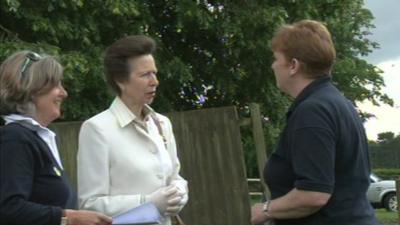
[367, 173, 398, 212]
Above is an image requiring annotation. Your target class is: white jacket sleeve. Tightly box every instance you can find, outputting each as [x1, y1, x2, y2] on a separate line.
[77, 121, 142, 216]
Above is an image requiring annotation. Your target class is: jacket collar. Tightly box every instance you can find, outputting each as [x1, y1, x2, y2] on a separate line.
[109, 96, 156, 128]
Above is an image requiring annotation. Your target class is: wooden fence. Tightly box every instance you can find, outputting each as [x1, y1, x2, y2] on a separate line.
[49, 121, 82, 189]
[51, 106, 253, 225]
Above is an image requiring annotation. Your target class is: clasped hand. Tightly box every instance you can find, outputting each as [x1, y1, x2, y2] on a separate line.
[147, 185, 185, 216]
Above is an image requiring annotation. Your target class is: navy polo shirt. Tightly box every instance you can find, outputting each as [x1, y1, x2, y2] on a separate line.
[264, 77, 378, 225]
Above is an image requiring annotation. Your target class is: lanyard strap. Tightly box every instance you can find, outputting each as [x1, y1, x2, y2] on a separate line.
[151, 115, 167, 148]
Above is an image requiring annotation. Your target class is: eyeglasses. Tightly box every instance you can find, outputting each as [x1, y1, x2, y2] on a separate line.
[20, 52, 42, 77]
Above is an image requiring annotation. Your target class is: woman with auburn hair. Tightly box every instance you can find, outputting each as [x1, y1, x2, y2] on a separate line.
[251, 20, 378, 225]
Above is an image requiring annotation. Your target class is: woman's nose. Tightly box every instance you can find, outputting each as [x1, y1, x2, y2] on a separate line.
[150, 73, 159, 86]
[60, 85, 68, 98]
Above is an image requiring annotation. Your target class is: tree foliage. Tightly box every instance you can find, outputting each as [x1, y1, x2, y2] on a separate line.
[369, 132, 400, 162]
[370, 131, 400, 147]
[377, 132, 396, 144]
[1, 1, 393, 164]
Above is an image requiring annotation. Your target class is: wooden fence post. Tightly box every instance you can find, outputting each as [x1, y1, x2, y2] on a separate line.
[249, 103, 270, 198]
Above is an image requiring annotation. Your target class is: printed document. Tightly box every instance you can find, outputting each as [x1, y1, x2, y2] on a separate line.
[112, 203, 162, 225]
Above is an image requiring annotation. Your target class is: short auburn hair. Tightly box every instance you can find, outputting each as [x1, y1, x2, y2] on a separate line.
[271, 20, 336, 78]
[104, 35, 156, 95]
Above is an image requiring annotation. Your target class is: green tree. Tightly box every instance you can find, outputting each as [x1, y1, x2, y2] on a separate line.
[377, 132, 396, 144]
[370, 131, 400, 153]
[1, 1, 393, 175]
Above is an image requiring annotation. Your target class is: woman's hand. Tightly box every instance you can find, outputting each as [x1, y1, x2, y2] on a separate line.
[64, 209, 112, 225]
[147, 185, 180, 213]
[164, 191, 184, 216]
[251, 203, 270, 225]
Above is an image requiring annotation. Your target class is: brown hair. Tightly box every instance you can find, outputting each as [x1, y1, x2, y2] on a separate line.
[104, 35, 156, 95]
[0, 51, 63, 116]
[271, 20, 336, 78]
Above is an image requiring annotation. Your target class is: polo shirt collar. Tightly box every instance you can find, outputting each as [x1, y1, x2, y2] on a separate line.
[110, 96, 156, 128]
[2, 114, 55, 135]
[287, 76, 332, 118]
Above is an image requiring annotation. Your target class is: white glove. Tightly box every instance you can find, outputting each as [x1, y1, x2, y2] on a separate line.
[164, 182, 189, 216]
[165, 192, 184, 216]
[146, 185, 179, 213]
[171, 180, 189, 206]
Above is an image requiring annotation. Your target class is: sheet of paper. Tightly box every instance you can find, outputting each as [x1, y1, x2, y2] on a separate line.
[112, 202, 162, 225]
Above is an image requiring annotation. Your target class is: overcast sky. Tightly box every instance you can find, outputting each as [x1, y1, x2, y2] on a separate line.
[363, 0, 400, 64]
[359, 0, 400, 140]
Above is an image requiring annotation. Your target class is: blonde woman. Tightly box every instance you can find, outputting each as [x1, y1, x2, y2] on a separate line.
[0, 51, 112, 225]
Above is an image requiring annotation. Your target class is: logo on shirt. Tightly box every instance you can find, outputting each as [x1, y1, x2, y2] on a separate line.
[53, 166, 61, 176]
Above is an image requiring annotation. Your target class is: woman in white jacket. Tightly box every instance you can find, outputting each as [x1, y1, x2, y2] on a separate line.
[77, 35, 188, 225]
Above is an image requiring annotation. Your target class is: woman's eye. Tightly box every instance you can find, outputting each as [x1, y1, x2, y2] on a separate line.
[143, 72, 155, 77]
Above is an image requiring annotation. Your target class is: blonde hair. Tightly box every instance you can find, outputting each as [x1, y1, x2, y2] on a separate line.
[0, 50, 64, 116]
[271, 20, 336, 78]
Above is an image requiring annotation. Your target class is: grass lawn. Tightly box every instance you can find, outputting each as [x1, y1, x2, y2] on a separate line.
[375, 209, 399, 224]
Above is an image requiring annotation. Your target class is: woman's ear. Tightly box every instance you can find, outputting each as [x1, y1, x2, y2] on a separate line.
[289, 58, 300, 76]
[116, 81, 125, 92]
[30, 94, 38, 103]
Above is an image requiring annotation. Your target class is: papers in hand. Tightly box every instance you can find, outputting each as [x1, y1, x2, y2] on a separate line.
[112, 203, 162, 225]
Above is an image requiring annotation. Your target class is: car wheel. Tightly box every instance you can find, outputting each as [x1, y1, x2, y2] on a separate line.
[383, 192, 398, 212]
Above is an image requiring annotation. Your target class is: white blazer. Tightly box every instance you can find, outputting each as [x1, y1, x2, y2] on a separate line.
[77, 97, 188, 225]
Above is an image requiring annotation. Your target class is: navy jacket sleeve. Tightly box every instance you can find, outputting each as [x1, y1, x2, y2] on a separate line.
[0, 134, 63, 225]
